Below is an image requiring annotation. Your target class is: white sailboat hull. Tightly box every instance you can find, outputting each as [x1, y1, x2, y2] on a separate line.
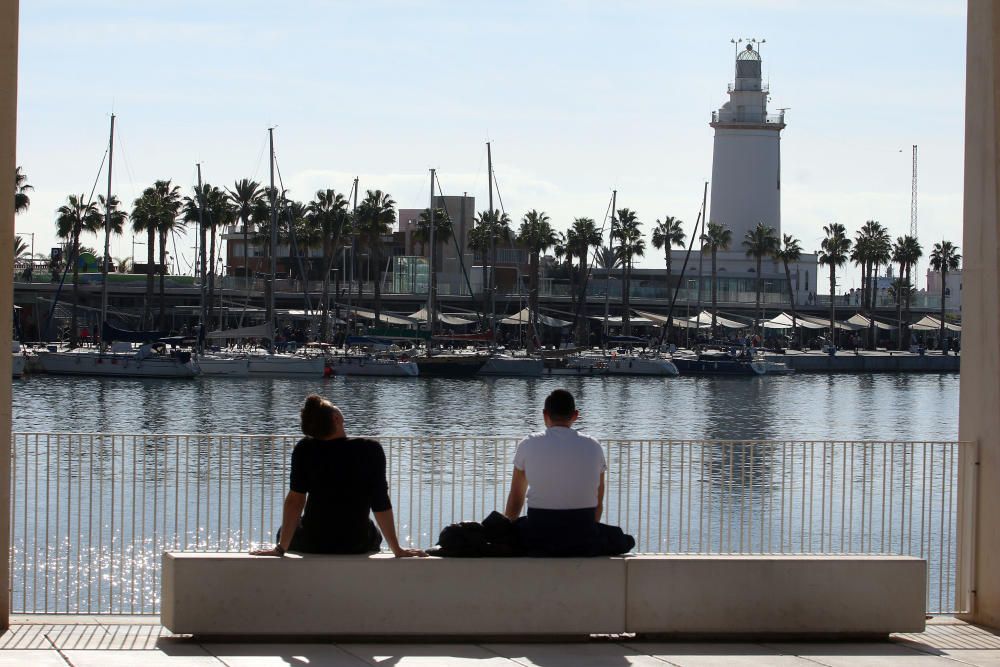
[35, 350, 198, 378]
[605, 356, 679, 376]
[246, 354, 326, 377]
[478, 356, 544, 377]
[329, 357, 419, 377]
[196, 356, 250, 377]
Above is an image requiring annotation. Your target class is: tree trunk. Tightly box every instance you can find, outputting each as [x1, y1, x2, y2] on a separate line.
[528, 250, 539, 352]
[158, 231, 168, 330]
[319, 236, 332, 341]
[904, 264, 913, 349]
[939, 267, 948, 350]
[755, 255, 762, 337]
[373, 247, 382, 325]
[665, 249, 673, 335]
[145, 226, 155, 329]
[710, 249, 718, 338]
[783, 260, 799, 348]
[829, 264, 837, 346]
[207, 227, 217, 328]
[70, 227, 80, 345]
[575, 252, 589, 345]
[622, 255, 632, 336]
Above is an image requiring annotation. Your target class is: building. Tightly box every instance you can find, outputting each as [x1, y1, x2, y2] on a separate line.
[668, 41, 819, 308]
[927, 268, 962, 315]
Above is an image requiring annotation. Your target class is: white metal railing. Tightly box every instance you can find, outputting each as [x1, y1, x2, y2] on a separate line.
[9, 434, 971, 615]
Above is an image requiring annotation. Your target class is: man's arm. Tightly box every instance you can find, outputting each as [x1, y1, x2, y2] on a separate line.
[250, 490, 305, 556]
[504, 467, 528, 521]
[595, 471, 605, 522]
[373, 509, 426, 558]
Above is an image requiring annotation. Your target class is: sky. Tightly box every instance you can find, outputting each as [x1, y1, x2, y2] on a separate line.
[13, 0, 967, 292]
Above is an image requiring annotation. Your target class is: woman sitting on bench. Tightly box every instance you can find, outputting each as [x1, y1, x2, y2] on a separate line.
[251, 394, 425, 558]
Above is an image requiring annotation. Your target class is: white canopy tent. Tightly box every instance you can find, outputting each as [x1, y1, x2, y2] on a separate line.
[687, 311, 749, 330]
[590, 314, 656, 326]
[500, 308, 572, 328]
[632, 309, 709, 329]
[911, 315, 962, 332]
[408, 308, 476, 326]
[347, 307, 415, 326]
[762, 312, 827, 330]
[846, 314, 897, 331]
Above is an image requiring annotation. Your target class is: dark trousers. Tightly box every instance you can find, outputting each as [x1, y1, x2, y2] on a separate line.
[517, 507, 601, 557]
[277, 519, 383, 554]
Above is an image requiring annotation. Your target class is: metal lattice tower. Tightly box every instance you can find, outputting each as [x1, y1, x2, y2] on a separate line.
[910, 145, 918, 239]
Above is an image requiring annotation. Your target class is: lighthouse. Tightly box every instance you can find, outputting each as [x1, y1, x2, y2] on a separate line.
[708, 41, 785, 243]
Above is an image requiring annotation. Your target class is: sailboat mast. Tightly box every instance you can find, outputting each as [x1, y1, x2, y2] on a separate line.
[602, 189, 617, 343]
[694, 181, 708, 328]
[487, 142, 495, 340]
[196, 163, 207, 330]
[99, 113, 115, 348]
[267, 128, 277, 347]
[346, 176, 358, 338]
[428, 168, 436, 336]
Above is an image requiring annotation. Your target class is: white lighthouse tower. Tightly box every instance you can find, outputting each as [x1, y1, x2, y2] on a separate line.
[708, 41, 785, 242]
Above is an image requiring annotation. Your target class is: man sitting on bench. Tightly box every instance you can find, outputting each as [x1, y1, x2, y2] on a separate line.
[504, 389, 621, 556]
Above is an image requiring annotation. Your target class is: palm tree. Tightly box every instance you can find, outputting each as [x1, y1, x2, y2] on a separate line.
[929, 240, 962, 349]
[13, 235, 28, 260]
[115, 257, 133, 273]
[96, 194, 128, 293]
[700, 221, 732, 338]
[611, 208, 644, 336]
[306, 189, 350, 341]
[850, 221, 891, 347]
[414, 206, 454, 327]
[471, 209, 512, 326]
[150, 181, 184, 329]
[517, 210, 558, 350]
[566, 217, 602, 343]
[773, 234, 803, 343]
[56, 194, 102, 344]
[353, 190, 396, 324]
[650, 216, 686, 288]
[131, 189, 159, 327]
[742, 222, 779, 336]
[14, 166, 31, 214]
[891, 235, 923, 350]
[226, 179, 265, 283]
[819, 222, 852, 343]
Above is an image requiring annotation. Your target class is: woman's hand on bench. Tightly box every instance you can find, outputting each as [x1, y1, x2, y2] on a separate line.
[392, 547, 428, 558]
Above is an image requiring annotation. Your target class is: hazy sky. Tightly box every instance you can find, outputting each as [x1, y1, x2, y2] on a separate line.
[14, 1, 966, 291]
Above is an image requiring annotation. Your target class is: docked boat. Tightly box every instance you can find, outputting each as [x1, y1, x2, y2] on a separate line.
[561, 352, 678, 377]
[245, 351, 326, 377]
[413, 352, 488, 377]
[35, 343, 199, 378]
[478, 353, 544, 377]
[195, 353, 250, 377]
[11, 342, 25, 378]
[671, 349, 792, 376]
[328, 353, 419, 377]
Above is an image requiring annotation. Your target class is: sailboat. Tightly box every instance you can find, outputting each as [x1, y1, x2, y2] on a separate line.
[35, 115, 199, 379]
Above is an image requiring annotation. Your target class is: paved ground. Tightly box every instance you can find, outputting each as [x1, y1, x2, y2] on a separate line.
[0, 616, 997, 666]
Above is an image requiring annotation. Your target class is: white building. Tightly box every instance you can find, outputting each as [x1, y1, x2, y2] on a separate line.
[669, 42, 818, 307]
[926, 268, 962, 315]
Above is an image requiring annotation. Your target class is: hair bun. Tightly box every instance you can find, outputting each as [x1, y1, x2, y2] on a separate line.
[304, 394, 324, 408]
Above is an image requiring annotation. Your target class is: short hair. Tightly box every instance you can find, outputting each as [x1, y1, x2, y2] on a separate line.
[544, 389, 576, 419]
[300, 394, 338, 438]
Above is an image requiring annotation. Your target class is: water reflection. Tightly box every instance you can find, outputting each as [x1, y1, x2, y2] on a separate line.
[13, 373, 959, 442]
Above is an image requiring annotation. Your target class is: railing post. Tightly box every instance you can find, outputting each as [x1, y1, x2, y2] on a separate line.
[0, 1, 18, 632]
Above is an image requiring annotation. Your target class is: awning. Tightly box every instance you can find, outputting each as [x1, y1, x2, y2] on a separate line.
[764, 312, 830, 329]
[687, 311, 749, 330]
[846, 314, 898, 331]
[347, 307, 415, 326]
[206, 323, 272, 340]
[409, 308, 476, 326]
[590, 315, 655, 326]
[500, 308, 572, 328]
[633, 309, 709, 329]
[911, 315, 962, 332]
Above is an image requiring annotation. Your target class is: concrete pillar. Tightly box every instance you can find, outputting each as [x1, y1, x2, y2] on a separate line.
[0, 1, 17, 632]
[958, 0, 1000, 629]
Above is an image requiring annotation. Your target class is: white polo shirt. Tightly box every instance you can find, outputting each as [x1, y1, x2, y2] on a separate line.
[513, 426, 606, 510]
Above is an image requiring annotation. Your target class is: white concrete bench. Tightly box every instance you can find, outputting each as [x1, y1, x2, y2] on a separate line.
[626, 555, 927, 638]
[162, 552, 926, 638]
[161, 552, 628, 637]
